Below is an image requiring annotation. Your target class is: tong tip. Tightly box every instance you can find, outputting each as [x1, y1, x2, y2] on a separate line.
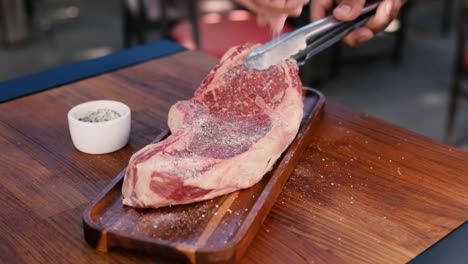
[244, 36, 307, 70]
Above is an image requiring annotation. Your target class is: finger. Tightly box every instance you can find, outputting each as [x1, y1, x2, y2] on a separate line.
[268, 14, 289, 35]
[253, 0, 308, 16]
[342, 27, 373, 47]
[365, 0, 394, 33]
[389, 0, 403, 20]
[333, 0, 366, 21]
[284, 0, 309, 16]
[252, 0, 284, 10]
[236, 0, 262, 14]
[283, 0, 310, 10]
[257, 14, 269, 26]
[290, 5, 304, 16]
[310, 0, 334, 21]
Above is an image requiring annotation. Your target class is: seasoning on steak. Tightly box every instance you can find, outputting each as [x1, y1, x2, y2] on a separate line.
[122, 43, 303, 208]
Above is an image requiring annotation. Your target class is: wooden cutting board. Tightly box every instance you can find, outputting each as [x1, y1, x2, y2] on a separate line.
[82, 87, 325, 263]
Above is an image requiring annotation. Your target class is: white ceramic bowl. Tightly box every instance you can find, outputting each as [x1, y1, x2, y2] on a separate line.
[67, 100, 131, 154]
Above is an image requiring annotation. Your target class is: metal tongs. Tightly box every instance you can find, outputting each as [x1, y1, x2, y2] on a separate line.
[244, 1, 382, 70]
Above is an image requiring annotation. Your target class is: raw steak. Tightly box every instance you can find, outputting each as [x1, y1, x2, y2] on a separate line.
[122, 43, 303, 208]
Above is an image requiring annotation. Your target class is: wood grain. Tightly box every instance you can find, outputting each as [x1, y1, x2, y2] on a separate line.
[1, 50, 467, 264]
[242, 102, 468, 264]
[82, 89, 324, 264]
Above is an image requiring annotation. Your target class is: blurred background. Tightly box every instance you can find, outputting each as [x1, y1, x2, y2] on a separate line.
[0, 0, 467, 150]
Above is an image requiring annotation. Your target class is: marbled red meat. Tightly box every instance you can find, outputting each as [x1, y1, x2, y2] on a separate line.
[122, 43, 303, 208]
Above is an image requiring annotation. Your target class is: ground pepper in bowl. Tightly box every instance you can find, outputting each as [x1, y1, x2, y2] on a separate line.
[79, 109, 121, 123]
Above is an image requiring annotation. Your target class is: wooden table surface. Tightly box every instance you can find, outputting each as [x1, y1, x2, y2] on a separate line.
[1, 49, 467, 264]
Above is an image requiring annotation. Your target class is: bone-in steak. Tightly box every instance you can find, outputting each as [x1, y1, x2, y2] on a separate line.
[122, 43, 303, 208]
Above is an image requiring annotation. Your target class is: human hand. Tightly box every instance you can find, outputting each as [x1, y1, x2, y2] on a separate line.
[235, 0, 309, 34]
[311, 0, 405, 47]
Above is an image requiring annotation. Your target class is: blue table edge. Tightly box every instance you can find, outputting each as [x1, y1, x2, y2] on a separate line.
[0, 39, 185, 103]
[409, 220, 467, 263]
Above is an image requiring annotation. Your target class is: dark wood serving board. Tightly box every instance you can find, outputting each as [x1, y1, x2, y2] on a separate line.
[82, 87, 325, 263]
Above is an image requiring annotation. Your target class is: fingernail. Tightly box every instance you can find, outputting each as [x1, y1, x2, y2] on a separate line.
[336, 4, 351, 15]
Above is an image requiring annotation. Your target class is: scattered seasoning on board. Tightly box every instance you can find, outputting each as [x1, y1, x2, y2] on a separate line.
[79, 109, 121, 123]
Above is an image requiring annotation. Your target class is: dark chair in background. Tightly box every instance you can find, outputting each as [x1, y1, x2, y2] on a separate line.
[0, 0, 81, 48]
[122, 0, 184, 48]
[0, 0, 34, 45]
[122, 0, 234, 49]
[442, 0, 454, 36]
[445, 0, 468, 144]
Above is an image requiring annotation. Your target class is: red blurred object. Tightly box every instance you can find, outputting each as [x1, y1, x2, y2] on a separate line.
[171, 10, 293, 58]
[464, 53, 468, 69]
